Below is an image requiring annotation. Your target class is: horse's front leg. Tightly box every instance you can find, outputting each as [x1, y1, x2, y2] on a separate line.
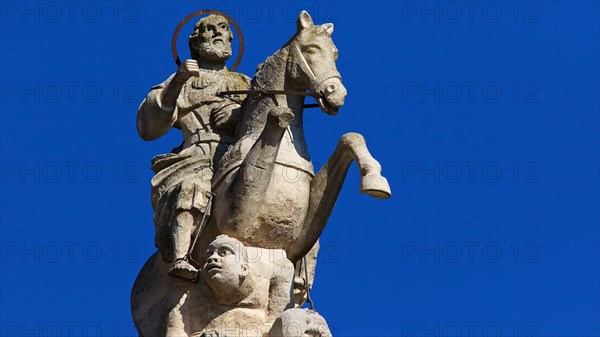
[288, 132, 391, 262]
[218, 105, 294, 238]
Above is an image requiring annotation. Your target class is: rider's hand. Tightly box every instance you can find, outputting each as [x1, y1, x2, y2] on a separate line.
[174, 59, 200, 83]
[212, 105, 241, 135]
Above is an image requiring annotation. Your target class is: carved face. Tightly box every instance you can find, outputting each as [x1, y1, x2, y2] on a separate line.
[189, 15, 233, 63]
[273, 309, 333, 337]
[202, 235, 248, 292]
[291, 11, 347, 115]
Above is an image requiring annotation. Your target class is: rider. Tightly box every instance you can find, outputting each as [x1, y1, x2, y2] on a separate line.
[137, 14, 250, 280]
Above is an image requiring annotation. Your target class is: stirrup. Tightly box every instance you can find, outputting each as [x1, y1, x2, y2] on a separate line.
[168, 257, 199, 281]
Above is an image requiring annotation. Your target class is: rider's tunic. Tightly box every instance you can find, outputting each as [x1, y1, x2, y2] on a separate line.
[139, 69, 250, 262]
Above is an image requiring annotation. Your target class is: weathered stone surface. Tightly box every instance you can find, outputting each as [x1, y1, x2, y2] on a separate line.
[269, 308, 332, 337]
[132, 10, 391, 337]
[211, 11, 390, 265]
[137, 14, 250, 280]
[131, 236, 294, 337]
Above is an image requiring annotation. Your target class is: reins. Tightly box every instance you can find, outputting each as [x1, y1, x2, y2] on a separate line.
[218, 89, 321, 108]
[217, 42, 337, 109]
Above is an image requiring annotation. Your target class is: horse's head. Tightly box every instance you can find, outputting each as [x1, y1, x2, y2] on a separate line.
[288, 11, 346, 115]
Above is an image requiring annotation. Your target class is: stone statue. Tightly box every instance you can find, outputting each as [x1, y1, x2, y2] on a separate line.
[192, 235, 294, 337]
[132, 10, 392, 337]
[137, 14, 250, 279]
[212, 9, 390, 264]
[269, 308, 332, 337]
[132, 235, 294, 337]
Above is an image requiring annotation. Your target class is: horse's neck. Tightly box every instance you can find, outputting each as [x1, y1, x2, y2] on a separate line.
[252, 47, 306, 128]
[249, 47, 312, 168]
[253, 49, 287, 93]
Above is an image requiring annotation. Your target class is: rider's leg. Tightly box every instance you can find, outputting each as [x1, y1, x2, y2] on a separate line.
[169, 209, 199, 279]
[172, 210, 194, 260]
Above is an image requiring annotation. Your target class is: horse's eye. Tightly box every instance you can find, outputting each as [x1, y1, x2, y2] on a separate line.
[304, 46, 320, 55]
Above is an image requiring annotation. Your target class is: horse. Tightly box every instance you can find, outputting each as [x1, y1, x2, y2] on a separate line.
[211, 10, 391, 264]
[131, 11, 391, 336]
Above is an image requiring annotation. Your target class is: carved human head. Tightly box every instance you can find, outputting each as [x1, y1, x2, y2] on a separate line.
[202, 235, 249, 300]
[189, 14, 233, 63]
[270, 308, 332, 337]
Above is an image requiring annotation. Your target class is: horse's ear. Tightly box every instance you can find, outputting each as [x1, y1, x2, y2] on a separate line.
[297, 10, 314, 31]
[323, 23, 334, 36]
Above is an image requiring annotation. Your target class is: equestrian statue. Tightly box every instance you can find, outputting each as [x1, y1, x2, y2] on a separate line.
[132, 10, 391, 337]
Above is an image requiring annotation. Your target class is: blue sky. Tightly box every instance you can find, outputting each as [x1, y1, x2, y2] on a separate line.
[1, 1, 599, 336]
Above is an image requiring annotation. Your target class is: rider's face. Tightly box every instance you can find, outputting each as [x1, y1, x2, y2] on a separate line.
[192, 16, 233, 63]
[198, 17, 232, 49]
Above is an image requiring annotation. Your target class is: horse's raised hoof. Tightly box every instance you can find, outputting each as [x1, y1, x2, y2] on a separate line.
[168, 259, 198, 280]
[268, 106, 294, 128]
[360, 174, 391, 199]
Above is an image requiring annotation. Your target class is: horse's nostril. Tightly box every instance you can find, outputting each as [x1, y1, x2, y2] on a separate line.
[326, 84, 337, 94]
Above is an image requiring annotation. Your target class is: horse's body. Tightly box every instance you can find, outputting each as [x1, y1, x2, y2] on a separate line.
[210, 11, 391, 263]
[211, 45, 317, 254]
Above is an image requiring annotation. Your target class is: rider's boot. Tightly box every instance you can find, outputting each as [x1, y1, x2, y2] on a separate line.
[169, 258, 198, 280]
[168, 210, 198, 280]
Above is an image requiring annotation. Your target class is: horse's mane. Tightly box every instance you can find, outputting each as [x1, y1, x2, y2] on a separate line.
[252, 34, 298, 90]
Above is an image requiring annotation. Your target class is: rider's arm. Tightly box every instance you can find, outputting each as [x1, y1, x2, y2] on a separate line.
[137, 60, 200, 141]
[136, 74, 180, 141]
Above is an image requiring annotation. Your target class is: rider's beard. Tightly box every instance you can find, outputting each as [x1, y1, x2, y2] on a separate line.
[197, 41, 232, 63]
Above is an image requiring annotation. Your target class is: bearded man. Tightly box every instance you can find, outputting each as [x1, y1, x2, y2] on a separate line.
[137, 14, 250, 280]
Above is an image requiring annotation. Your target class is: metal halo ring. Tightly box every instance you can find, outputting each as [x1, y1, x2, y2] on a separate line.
[171, 9, 244, 72]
